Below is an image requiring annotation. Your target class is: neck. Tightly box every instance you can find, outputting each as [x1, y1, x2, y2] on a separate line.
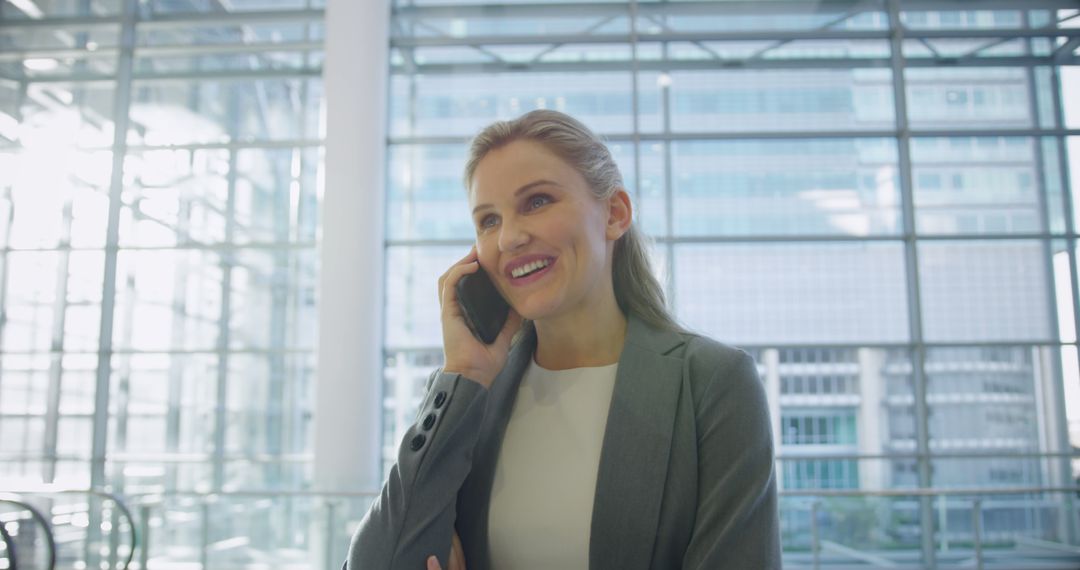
[532, 287, 628, 370]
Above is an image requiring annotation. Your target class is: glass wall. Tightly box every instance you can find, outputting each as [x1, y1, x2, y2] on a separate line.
[384, 1, 1080, 568]
[3, 0, 1080, 568]
[0, 0, 323, 566]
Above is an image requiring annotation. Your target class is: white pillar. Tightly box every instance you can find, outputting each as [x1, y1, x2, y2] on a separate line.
[314, 1, 390, 565]
[316, 0, 389, 496]
[762, 349, 782, 488]
[858, 348, 885, 491]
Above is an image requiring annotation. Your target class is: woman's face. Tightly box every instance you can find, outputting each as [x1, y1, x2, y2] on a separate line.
[468, 139, 627, 322]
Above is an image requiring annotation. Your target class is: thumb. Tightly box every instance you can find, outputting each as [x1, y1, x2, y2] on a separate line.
[427, 555, 442, 570]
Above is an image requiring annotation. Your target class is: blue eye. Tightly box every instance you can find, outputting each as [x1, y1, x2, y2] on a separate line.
[527, 194, 552, 210]
[479, 215, 497, 229]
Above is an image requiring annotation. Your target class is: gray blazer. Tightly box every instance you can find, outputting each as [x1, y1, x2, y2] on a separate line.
[346, 314, 781, 569]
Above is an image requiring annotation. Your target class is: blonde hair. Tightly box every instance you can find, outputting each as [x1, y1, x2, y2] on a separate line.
[463, 109, 682, 333]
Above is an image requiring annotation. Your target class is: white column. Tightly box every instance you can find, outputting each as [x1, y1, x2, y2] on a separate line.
[315, 0, 389, 496]
[762, 349, 782, 488]
[313, 1, 390, 565]
[858, 348, 885, 491]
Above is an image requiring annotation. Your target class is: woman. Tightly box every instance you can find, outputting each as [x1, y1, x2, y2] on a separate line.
[345, 110, 780, 569]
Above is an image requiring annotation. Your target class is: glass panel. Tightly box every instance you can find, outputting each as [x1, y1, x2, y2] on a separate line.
[668, 69, 894, 133]
[902, 37, 1029, 60]
[111, 249, 224, 352]
[107, 353, 219, 463]
[385, 245, 461, 349]
[906, 68, 1034, 130]
[223, 353, 315, 489]
[1042, 137, 1068, 235]
[909, 137, 1043, 235]
[1, 0, 121, 18]
[672, 139, 900, 236]
[20, 83, 116, 148]
[388, 72, 635, 137]
[926, 345, 1070, 478]
[1062, 345, 1080, 483]
[387, 144, 471, 241]
[128, 77, 323, 145]
[901, 9, 1025, 30]
[1062, 67, 1080, 129]
[229, 248, 318, 350]
[1070, 137, 1080, 232]
[919, 240, 1052, 342]
[148, 0, 313, 13]
[648, 3, 888, 33]
[674, 242, 910, 345]
[0, 24, 120, 51]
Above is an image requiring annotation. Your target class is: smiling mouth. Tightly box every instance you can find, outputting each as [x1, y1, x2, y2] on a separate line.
[510, 258, 553, 279]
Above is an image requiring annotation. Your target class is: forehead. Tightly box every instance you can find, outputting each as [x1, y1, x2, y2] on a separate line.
[469, 139, 584, 204]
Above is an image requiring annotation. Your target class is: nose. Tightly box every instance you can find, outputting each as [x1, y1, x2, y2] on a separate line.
[497, 215, 529, 253]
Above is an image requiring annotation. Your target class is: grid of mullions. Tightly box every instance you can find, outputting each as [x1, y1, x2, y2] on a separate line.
[0, 1, 324, 565]
[385, 0, 1080, 564]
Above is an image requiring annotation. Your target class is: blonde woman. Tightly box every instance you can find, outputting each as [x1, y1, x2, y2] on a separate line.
[346, 110, 780, 570]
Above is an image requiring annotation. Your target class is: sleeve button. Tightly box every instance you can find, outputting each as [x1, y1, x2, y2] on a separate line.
[433, 391, 447, 409]
[409, 434, 427, 451]
[422, 412, 437, 431]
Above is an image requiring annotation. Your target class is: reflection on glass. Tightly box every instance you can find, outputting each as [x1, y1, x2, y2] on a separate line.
[672, 139, 900, 236]
[910, 137, 1043, 235]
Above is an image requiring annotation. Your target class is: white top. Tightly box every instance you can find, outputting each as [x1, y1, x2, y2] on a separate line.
[487, 357, 619, 570]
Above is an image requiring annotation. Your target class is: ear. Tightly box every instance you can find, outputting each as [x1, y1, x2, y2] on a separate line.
[604, 188, 633, 241]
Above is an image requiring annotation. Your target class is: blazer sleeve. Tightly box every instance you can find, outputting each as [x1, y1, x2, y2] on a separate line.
[682, 351, 782, 569]
[345, 369, 489, 570]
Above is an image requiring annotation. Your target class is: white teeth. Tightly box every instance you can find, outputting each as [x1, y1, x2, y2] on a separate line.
[511, 258, 551, 278]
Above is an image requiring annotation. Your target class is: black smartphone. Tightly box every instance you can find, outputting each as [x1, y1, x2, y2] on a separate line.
[455, 267, 510, 344]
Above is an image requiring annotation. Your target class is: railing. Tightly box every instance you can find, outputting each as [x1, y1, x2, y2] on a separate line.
[5, 485, 1080, 569]
[3, 487, 136, 570]
[780, 486, 1080, 569]
[0, 494, 57, 570]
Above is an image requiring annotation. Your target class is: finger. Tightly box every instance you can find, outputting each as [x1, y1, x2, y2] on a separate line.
[438, 247, 480, 305]
[427, 555, 442, 570]
[439, 261, 480, 310]
[450, 532, 467, 570]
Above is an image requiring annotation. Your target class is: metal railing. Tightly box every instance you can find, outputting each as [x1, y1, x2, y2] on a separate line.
[779, 486, 1080, 570]
[6, 484, 1080, 569]
[4, 487, 137, 570]
[0, 494, 57, 570]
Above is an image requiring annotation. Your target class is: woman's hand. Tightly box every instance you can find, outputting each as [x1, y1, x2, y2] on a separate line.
[438, 245, 523, 389]
[426, 531, 467, 570]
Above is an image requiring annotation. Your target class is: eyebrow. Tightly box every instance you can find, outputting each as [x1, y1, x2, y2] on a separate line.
[471, 179, 560, 215]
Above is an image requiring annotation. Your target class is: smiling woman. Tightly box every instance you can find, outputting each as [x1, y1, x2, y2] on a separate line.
[344, 110, 780, 570]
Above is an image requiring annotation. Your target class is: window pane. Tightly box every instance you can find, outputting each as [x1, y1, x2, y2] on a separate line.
[388, 72, 635, 137]
[910, 137, 1045, 235]
[672, 139, 900, 236]
[669, 69, 894, 133]
[919, 240, 1052, 342]
[674, 243, 909, 344]
[906, 68, 1034, 130]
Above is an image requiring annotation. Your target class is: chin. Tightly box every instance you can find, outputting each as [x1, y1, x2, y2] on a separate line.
[511, 296, 562, 322]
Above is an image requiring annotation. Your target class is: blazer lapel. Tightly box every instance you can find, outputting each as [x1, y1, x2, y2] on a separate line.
[455, 323, 537, 570]
[589, 315, 686, 570]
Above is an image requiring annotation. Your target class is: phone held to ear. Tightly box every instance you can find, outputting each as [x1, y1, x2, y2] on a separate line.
[455, 268, 510, 344]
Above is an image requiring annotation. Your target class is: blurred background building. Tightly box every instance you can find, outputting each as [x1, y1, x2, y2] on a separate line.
[1, 0, 1080, 568]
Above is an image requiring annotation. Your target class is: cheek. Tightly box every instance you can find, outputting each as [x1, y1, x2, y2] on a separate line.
[475, 238, 499, 274]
